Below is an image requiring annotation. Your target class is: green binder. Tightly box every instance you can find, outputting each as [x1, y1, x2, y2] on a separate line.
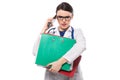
[35, 33, 76, 71]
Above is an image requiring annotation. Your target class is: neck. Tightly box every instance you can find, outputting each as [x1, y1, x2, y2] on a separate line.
[58, 26, 70, 31]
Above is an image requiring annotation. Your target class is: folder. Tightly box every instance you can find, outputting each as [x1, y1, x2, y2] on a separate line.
[59, 56, 81, 77]
[35, 33, 76, 71]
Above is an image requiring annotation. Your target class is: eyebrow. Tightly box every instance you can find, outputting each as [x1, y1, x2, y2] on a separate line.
[57, 16, 71, 18]
[57, 15, 71, 16]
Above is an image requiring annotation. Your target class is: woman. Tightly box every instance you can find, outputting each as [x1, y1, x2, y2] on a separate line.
[33, 2, 86, 80]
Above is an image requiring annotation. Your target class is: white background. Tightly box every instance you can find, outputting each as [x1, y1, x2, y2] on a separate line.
[0, 0, 120, 80]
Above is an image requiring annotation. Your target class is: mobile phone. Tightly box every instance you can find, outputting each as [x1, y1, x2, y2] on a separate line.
[47, 15, 56, 28]
[47, 22, 52, 28]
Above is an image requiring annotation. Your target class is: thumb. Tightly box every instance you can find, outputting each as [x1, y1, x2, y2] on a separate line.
[46, 64, 52, 69]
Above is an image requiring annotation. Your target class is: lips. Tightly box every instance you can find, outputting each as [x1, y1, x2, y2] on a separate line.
[61, 24, 66, 27]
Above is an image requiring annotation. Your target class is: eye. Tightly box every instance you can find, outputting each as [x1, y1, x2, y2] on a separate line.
[57, 16, 71, 18]
[65, 16, 71, 18]
[56, 16, 72, 21]
[57, 16, 63, 18]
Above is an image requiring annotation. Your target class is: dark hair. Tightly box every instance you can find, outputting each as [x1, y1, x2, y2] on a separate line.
[56, 2, 73, 15]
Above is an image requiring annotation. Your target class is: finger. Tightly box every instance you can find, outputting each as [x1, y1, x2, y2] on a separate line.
[48, 67, 56, 72]
[48, 68, 54, 72]
[47, 18, 53, 22]
[46, 65, 52, 69]
[49, 69, 57, 73]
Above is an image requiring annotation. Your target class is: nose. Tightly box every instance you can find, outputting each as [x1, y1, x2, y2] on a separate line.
[62, 18, 66, 22]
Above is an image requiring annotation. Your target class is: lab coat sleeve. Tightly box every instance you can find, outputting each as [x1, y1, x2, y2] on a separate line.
[63, 29, 86, 64]
[32, 35, 41, 56]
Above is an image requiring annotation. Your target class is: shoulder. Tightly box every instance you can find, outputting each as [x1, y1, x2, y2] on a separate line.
[73, 27, 83, 34]
[72, 27, 85, 39]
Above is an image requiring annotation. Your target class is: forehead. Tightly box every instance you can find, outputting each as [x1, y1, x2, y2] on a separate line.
[56, 9, 72, 16]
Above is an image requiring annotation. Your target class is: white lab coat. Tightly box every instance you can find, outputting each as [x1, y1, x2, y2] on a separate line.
[33, 26, 86, 80]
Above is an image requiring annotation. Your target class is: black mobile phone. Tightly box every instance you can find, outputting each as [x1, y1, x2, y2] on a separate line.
[47, 22, 52, 28]
[47, 15, 56, 28]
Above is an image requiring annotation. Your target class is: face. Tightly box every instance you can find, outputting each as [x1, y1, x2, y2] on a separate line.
[56, 9, 73, 31]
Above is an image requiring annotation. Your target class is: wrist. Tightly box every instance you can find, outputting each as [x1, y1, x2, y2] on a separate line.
[40, 27, 48, 34]
[58, 57, 68, 65]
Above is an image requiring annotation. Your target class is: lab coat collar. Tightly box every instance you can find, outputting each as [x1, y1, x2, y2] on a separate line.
[53, 26, 73, 38]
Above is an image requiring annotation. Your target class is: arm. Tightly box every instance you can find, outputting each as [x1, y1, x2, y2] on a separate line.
[40, 17, 54, 34]
[32, 35, 41, 56]
[47, 29, 86, 72]
[63, 28, 86, 63]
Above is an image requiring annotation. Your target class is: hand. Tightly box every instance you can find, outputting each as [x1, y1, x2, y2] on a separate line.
[45, 17, 54, 29]
[40, 17, 54, 34]
[46, 58, 68, 73]
[47, 61, 62, 73]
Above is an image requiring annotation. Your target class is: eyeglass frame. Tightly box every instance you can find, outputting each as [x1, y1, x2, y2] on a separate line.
[56, 16, 72, 21]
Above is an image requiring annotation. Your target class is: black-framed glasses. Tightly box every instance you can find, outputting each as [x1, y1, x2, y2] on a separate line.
[56, 16, 71, 21]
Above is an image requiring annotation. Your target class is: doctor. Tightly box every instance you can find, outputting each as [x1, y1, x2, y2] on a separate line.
[33, 2, 86, 80]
